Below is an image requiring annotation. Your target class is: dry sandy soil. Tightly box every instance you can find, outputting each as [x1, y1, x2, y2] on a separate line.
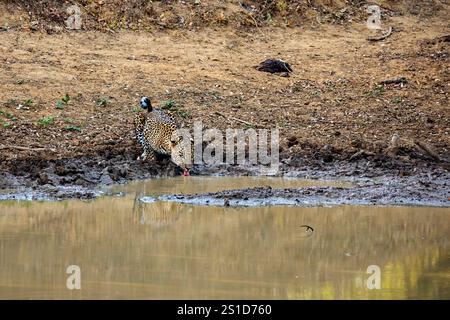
[0, 2, 449, 193]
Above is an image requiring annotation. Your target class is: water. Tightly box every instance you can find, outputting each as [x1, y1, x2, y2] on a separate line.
[0, 177, 448, 299]
[110, 176, 352, 195]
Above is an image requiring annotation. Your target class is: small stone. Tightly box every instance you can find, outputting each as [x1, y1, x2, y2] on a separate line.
[38, 172, 51, 185]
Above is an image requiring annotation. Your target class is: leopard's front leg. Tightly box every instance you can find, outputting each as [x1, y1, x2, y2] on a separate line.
[138, 147, 156, 161]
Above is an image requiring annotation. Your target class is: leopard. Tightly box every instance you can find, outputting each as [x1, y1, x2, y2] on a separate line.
[134, 96, 191, 173]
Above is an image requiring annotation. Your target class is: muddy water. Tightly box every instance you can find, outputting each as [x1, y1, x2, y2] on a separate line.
[0, 177, 449, 299]
[110, 176, 352, 196]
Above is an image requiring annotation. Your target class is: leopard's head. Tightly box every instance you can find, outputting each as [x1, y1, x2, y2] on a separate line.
[170, 133, 194, 171]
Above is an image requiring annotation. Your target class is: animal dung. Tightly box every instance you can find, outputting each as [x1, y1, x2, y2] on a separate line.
[254, 59, 293, 75]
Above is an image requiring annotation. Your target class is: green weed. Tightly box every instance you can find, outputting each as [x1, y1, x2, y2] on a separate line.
[366, 84, 385, 97]
[96, 98, 108, 107]
[56, 93, 70, 109]
[37, 116, 55, 126]
[65, 125, 81, 132]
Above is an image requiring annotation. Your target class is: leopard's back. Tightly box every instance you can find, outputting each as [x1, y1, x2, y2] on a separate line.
[143, 110, 178, 155]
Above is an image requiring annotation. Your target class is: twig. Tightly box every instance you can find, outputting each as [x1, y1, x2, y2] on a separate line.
[0, 144, 53, 152]
[349, 149, 375, 161]
[239, 7, 265, 38]
[413, 140, 440, 161]
[368, 26, 393, 42]
[214, 111, 258, 128]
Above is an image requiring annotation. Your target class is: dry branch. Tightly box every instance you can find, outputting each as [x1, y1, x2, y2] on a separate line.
[413, 140, 440, 161]
[0, 144, 54, 152]
[214, 111, 258, 128]
[349, 149, 375, 161]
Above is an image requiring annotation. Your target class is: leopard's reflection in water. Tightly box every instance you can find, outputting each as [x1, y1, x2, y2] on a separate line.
[132, 193, 192, 228]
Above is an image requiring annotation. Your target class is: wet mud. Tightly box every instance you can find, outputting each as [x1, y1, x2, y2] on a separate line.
[0, 152, 181, 200]
[0, 151, 448, 206]
[160, 173, 449, 207]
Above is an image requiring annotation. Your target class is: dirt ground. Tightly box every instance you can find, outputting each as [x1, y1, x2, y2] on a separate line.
[0, 2, 449, 195]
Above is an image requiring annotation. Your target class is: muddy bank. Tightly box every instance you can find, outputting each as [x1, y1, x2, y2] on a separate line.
[1, 128, 448, 194]
[159, 168, 449, 207]
[0, 149, 448, 204]
[0, 151, 183, 200]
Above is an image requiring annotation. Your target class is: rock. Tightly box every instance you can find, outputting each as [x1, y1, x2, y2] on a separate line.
[74, 178, 85, 186]
[30, 21, 39, 31]
[55, 165, 67, 176]
[38, 172, 51, 185]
